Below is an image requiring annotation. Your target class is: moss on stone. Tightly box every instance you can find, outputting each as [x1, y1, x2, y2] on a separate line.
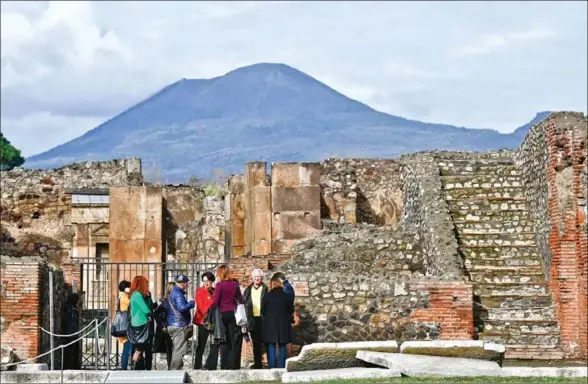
[287, 346, 399, 372]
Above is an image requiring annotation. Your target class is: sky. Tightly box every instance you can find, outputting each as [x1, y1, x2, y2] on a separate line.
[1, 1, 586, 157]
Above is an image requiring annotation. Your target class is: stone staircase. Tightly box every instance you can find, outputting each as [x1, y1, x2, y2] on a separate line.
[436, 152, 563, 359]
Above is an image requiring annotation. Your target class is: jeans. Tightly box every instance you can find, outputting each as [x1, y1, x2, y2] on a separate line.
[267, 343, 287, 369]
[121, 341, 132, 370]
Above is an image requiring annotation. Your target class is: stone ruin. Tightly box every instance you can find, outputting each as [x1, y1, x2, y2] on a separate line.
[0, 111, 586, 365]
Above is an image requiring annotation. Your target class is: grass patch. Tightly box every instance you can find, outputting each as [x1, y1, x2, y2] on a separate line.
[242, 377, 585, 384]
[306, 378, 586, 384]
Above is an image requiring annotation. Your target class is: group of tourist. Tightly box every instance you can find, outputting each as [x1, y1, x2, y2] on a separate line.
[115, 265, 297, 371]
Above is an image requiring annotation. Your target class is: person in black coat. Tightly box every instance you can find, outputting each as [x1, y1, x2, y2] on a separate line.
[261, 276, 294, 369]
[153, 282, 175, 370]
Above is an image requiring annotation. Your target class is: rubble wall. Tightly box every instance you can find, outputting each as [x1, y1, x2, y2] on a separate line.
[0, 159, 142, 286]
[400, 153, 463, 280]
[275, 225, 473, 345]
[320, 158, 403, 225]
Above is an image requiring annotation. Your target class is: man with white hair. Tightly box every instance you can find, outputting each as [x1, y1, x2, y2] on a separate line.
[243, 268, 268, 369]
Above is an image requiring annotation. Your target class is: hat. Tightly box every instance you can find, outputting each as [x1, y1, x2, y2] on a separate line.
[176, 274, 190, 283]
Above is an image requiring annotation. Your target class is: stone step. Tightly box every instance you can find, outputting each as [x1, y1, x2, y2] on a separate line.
[478, 306, 556, 322]
[451, 211, 531, 222]
[439, 163, 521, 177]
[473, 283, 548, 297]
[458, 233, 537, 247]
[480, 320, 559, 335]
[479, 333, 561, 347]
[478, 294, 553, 309]
[435, 152, 515, 161]
[461, 245, 541, 259]
[468, 269, 546, 284]
[504, 346, 567, 360]
[441, 175, 523, 189]
[104, 371, 187, 383]
[355, 350, 504, 377]
[465, 257, 541, 268]
[444, 187, 526, 200]
[448, 199, 528, 211]
[455, 221, 535, 234]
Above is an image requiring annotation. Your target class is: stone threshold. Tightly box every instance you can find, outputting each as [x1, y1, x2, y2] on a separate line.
[0, 369, 285, 384]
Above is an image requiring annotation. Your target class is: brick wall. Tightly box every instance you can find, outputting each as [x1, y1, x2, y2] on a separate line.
[230, 254, 291, 285]
[544, 113, 588, 359]
[410, 281, 474, 340]
[0, 257, 43, 361]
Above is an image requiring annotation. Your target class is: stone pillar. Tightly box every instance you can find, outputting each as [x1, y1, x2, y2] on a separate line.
[545, 113, 588, 359]
[227, 175, 246, 257]
[244, 163, 272, 256]
[108, 186, 163, 310]
[271, 163, 321, 254]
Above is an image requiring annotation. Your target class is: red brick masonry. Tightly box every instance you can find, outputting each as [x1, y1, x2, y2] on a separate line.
[0, 258, 43, 361]
[410, 281, 474, 340]
[545, 116, 588, 359]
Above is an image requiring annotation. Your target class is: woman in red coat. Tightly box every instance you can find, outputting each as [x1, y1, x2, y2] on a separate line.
[192, 272, 218, 370]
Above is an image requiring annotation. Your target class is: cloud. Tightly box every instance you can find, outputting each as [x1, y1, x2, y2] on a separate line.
[1, 112, 105, 157]
[1, 1, 586, 157]
[450, 27, 557, 58]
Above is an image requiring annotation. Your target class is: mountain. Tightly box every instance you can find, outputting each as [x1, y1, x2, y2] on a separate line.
[511, 111, 551, 139]
[25, 63, 549, 182]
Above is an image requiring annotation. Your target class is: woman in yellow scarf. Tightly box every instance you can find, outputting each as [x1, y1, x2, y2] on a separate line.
[117, 280, 132, 370]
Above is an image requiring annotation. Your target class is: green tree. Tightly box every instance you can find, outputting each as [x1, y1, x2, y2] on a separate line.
[0, 132, 25, 171]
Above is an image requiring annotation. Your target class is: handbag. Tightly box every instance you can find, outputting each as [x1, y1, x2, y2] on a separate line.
[235, 303, 247, 327]
[127, 323, 150, 344]
[111, 297, 130, 337]
[169, 298, 194, 341]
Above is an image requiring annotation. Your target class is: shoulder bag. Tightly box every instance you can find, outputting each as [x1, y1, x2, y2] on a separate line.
[234, 283, 248, 327]
[126, 301, 151, 344]
[169, 298, 194, 341]
[111, 297, 130, 337]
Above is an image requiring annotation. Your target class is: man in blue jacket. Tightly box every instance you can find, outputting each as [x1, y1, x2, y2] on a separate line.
[166, 274, 195, 370]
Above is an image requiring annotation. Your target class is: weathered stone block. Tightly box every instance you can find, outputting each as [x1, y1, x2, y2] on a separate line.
[271, 186, 320, 213]
[272, 239, 297, 255]
[252, 186, 271, 213]
[299, 163, 321, 186]
[399, 340, 505, 364]
[272, 163, 302, 187]
[231, 220, 245, 247]
[252, 213, 271, 255]
[285, 341, 398, 372]
[245, 162, 267, 187]
[356, 351, 503, 377]
[277, 211, 321, 240]
[110, 239, 144, 263]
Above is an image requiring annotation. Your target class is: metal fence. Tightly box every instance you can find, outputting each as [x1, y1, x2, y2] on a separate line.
[78, 260, 221, 370]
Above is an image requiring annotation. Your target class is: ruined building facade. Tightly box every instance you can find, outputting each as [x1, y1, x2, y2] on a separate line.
[1, 112, 586, 363]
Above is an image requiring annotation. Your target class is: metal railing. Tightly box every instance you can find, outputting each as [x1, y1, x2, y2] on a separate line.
[76, 260, 222, 370]
[1, 317, 108, 382]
